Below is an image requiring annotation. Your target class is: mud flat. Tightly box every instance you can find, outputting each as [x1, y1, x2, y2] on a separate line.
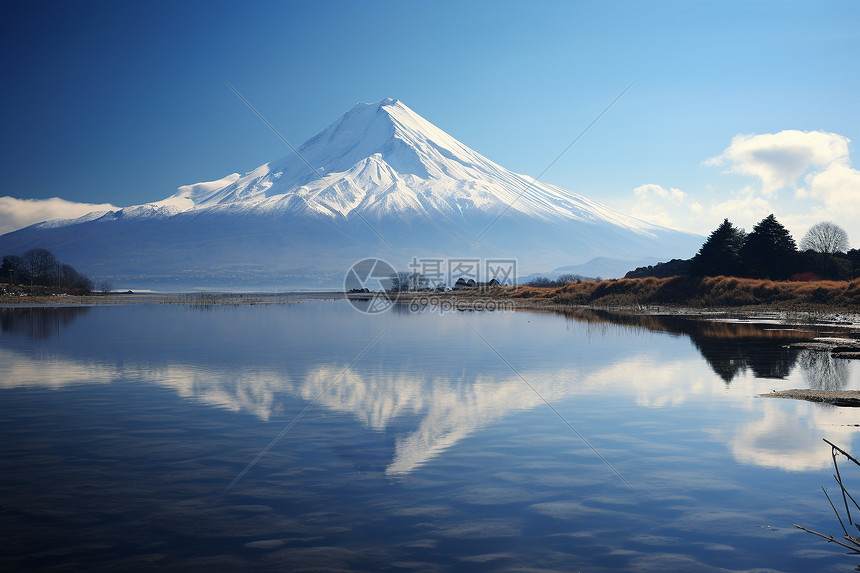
[762, 389, 860, 407]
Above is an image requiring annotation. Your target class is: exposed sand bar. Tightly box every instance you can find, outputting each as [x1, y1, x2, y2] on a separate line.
[762, 390, 860, 407]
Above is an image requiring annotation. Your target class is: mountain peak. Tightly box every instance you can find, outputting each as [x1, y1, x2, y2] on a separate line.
[154, 98, 670, 229]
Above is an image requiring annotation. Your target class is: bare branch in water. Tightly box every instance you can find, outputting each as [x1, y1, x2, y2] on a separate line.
[825, 439, 860, 468]
[824, 487, 850, 537]
[833, 473, 860, 515]
[798, 442, 860, 562]
[794, 524, 860, 553]
[833, 447, 855, 526]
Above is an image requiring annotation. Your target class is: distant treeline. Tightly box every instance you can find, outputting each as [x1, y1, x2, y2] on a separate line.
[1, 248, 95, 294]
[626, 215, 860, 281]
[525, 274, 594, 287]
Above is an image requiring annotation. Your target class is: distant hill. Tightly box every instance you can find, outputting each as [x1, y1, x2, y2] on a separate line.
[625, 258, 692, 279]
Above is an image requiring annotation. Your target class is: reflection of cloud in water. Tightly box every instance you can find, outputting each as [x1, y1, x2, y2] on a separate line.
[729, 400, 857, 471]
[153, 365, 292, 421]
[597, 354, 860, 471]
[0, 348, 292, 421]
[587, 357, 712, 408]
[0, 349, 116, 388]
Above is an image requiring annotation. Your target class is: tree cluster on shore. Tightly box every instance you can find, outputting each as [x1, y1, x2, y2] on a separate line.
[525, 274, 591, 287]
[627, 215, 859, 281]
[1, 248, 96, 295]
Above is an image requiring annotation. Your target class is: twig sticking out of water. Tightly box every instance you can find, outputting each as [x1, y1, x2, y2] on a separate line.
[793, 524, 860, 553]
[833, 472, 860, 519]
[834, 449, 855, 527]
[823, 486, 850, 537]
[826, 439, 860, 468]
[796, 440, 860, 559]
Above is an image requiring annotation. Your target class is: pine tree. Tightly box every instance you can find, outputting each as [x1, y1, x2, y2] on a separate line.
[690, 219, 745, 277]
[739, 214, 797, 279]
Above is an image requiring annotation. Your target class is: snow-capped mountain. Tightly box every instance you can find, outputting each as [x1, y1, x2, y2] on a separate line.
[0, 98, 701, 288]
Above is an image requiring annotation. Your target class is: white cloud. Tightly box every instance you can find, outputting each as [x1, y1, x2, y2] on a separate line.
[706, 130, 851, 195]
[623, 130, 860, 241]
[630, 202, 676, 228]
[708, 186, 774, 231]
[633, 183, 686, 204]
[805, 161, 860, 215]
[0, 196, 117, 236]
[705, 130, 860, 240]
[629, 184, 700, 230]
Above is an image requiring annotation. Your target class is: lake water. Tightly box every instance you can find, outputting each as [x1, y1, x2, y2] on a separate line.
[2, 301, 860, 572]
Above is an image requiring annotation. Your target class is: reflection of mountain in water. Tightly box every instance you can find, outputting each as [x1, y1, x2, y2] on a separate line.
[299, 365, 580, 475]
[1, 306, 855, 476]
[0, 342, 584, 476]
[558, 309, 818, 383]
[0, 307, 90, 339]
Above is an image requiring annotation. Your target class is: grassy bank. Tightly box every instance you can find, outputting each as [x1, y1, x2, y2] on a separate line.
[451, 276, 860, 311]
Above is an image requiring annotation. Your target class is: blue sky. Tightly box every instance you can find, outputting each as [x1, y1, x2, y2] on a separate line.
[1, 0, 858, 240]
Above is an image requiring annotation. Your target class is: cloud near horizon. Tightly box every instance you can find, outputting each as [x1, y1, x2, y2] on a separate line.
[0, 196, 117, 236]
[630, 184, 702, 229]
[627, 130, 860, 244]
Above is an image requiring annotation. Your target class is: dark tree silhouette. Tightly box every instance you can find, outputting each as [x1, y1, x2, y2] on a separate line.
[61, 263, 94, 292]
[2, 248, 92, 294]
[689, 218, 746, 277]
[2, 255, 28, 284]
[847, 249, 860, 279]
[22, 248, 57, 285]
[740, 214, 797, 279]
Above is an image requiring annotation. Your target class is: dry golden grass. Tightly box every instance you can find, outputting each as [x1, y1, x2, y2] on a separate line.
[520, 276, 860, 309]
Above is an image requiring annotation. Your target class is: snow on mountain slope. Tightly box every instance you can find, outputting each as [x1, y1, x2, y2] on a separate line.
[95, 98, 662, 229]
[0, 98, 702, 288]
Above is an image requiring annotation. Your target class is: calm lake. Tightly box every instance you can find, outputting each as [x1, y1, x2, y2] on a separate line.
[2, 301, 860, 572]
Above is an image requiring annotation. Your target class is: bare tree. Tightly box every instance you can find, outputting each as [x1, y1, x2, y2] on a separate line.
[22, 248, 57, 285]
[389, 272, 411, 292]
[96, 279, 113, 294]
[59, 263, 93, 293]
[800, 221, 849, 254]
[407, 271, 428, 291]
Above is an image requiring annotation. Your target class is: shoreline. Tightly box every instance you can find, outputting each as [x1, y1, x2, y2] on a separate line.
[0, 291, 346, 307]
[4, 288, 860, 405]
[390, 291, 860, 328]
[2, 275, 858, 315]
[1, 289, 858, 325]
